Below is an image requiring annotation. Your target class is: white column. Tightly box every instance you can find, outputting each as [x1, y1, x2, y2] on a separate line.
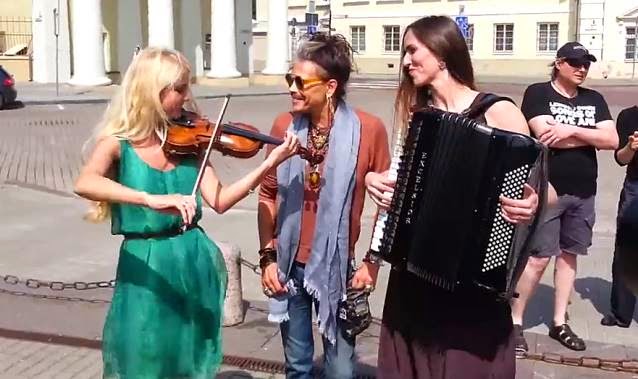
[148, 0, 174, 49]
[262, 0, 289, 75]
[68, 0, 111, 86]
[32, 0, 71, 83]
[207, 0, 240, 78]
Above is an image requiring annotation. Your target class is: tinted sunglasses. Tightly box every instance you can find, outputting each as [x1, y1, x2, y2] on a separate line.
[564, 58, 591, 70]
[285, 73, 325, 91]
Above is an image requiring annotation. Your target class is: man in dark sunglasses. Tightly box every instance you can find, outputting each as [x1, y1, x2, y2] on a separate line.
[512, 41, 618, 355]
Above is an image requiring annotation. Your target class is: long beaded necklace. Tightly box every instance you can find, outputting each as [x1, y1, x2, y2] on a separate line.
[306, 124, 331, 190]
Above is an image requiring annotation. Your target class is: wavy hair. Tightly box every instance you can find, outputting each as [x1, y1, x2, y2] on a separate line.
[83, 47, 195, 222]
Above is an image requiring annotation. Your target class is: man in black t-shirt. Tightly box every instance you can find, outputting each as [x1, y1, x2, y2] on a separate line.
[511, 42, 618, 354]
[600, 106, 638, 329]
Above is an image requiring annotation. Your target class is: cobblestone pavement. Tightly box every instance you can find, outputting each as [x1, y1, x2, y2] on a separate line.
[0, 336, 285, 379]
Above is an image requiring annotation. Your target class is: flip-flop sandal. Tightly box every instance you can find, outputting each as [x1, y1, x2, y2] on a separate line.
[549, 324, 586, 351]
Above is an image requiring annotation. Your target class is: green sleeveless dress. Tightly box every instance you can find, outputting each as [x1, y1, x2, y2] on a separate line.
[102, 140, 227, 379]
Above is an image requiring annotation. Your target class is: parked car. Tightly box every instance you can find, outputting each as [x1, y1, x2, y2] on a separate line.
[0, 65, 17, 109]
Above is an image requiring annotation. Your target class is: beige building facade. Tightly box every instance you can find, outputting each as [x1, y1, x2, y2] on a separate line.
[260, 0, 638, 80]
[5, 1, 638, 82]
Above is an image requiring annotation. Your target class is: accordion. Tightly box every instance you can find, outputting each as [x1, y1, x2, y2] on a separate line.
[370, 107, 547, 300]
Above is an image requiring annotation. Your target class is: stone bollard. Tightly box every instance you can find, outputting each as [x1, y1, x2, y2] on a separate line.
[217, 242, 245, 326]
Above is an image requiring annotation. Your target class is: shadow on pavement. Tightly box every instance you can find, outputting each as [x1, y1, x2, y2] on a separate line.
[575, 276, 638, 324]
[574, 276, 611, 320]
[312, 355, 377, 378]
[522, 283, 555, 329]
[1, 100, 25, 110]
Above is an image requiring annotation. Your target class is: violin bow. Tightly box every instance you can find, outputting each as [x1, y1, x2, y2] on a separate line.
[190, 94, 231, 196]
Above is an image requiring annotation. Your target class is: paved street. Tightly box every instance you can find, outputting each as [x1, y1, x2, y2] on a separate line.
[1, 81, 638, 378]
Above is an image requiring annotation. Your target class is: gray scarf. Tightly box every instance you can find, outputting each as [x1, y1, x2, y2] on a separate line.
[268, 101, 361, 344]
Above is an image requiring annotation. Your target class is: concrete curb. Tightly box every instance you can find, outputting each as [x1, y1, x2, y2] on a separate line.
[19, 91, 290, 106]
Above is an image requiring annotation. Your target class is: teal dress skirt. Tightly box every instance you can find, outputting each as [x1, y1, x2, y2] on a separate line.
[102, 141, 228, 378]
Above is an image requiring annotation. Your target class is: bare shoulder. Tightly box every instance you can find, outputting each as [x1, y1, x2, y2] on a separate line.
[93, 135, 121, 158]
[80, 135, 121, 176]
[484, 100, 530, 136]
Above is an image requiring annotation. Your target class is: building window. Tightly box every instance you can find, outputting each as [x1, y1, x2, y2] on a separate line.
[466, 24, 474, 52]
[537, 23, 559, 52]
[384, 25, 401, 53]
[494, 23, 514, 53]
[351, 26, 365, 52]
[626, 27, 637, 60]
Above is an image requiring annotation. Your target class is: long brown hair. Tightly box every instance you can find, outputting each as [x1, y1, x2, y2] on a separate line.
[395, 16, 477, 132]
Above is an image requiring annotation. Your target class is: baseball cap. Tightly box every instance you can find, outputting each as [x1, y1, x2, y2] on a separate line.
[556, 42, 597, 62]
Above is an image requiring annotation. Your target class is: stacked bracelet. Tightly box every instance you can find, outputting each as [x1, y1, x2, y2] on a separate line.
[362, 251, 383, 266]
[259, 247, 277, 271]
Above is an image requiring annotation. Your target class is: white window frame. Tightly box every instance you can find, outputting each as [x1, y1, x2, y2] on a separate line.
[383, 25, 401, 54]
[493, 23, 514, 54]
[537, 22, 559, 53]
[350, 25, 366, 53]
[626, 26, 637, 61]
[465, 24, 474, 52]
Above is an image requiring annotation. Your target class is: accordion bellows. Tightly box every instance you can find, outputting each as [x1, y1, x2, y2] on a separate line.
[370, 108, 547, 300]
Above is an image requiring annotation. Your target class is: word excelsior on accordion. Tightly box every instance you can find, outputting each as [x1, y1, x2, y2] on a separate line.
[369, 107, 548, 300]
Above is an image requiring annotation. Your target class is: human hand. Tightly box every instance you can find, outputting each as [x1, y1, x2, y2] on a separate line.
[365, 170, 395, 210]
[499, 184, 538, 224]
[351, 262, 379, 292]
[628, 131, 638, 151]
[538, 119, 575, 147]
[143, 193, 196, 225]
[260, 262, 287, 297]
[267, 132, 300, 167]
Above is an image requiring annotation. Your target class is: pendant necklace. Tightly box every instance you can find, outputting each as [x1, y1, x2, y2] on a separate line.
[306, 125, 330, 190]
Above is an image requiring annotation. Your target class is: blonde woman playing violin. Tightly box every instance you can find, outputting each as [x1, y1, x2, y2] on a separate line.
[74, 47, 298, 379]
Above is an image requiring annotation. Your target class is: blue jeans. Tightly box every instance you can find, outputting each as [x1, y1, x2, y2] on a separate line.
[280, 262, 355, 379]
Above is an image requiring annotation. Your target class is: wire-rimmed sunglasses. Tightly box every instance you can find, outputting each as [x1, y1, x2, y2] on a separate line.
[285, 73, 325, 91]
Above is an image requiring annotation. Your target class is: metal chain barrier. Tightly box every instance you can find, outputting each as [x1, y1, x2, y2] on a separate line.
[1, 274, 114, 303]
[240, 258, 261, 275]
[2, 274, 115, 290]
[3, 272, 638, 373]
[523, 352, 638, 374]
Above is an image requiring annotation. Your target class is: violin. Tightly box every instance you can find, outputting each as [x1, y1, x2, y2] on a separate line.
[172, 95, 313, 203]
[165, 109, 310, 160]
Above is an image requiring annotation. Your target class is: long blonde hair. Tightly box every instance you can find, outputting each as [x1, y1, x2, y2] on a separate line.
[84, 47, 195, 222]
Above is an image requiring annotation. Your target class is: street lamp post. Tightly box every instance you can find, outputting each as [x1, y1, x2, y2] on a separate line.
[53, 0, 60, 96]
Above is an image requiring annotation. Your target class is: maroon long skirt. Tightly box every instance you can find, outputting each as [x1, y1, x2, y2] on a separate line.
[377, 269, 516, 379]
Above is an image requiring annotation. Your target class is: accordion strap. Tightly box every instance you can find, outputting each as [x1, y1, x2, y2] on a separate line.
[462, 93, 515, 121]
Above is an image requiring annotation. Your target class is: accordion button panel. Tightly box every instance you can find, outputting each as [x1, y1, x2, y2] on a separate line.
[482, 164, 530, 272]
